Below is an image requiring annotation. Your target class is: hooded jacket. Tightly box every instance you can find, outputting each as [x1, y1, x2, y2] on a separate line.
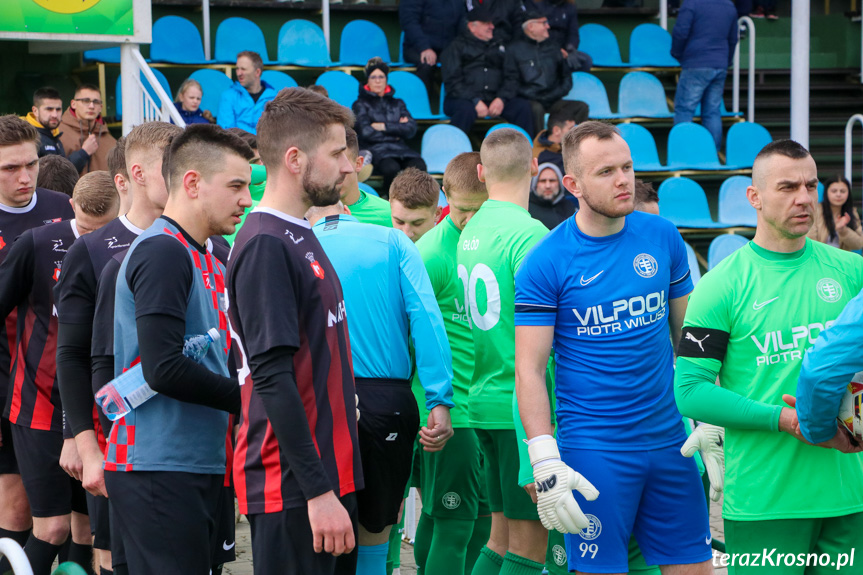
[217, 80, 277, 135]
[23, 113, 70, 162]
[529, 162, 574, 229]
[352, 85, 421, 161]
[58, 108, 117, 175]
[505, 34, 573, 108]
[441, 27, 518, 104]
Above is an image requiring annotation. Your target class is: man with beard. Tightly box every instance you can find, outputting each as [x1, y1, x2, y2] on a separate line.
[528, 162, 573, 230]
[227, 88, 363, 575]
[59, 84, 116, 175]
[514, 121, 713, 575]
[23, 88, 71, 161]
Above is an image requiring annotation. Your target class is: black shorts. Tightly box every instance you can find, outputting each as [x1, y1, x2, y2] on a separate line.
[104, 470, 223, 574]
[0, 417, 19, 475]
[11, 424, 87, 517]
[211, 485, 236, 566]
[86, 493, 110, 550]
[355, 379, 419, 533]
[248, 492, 358, 575]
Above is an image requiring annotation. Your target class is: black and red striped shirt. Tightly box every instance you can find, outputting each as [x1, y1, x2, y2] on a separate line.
[227, 207, 362, 515]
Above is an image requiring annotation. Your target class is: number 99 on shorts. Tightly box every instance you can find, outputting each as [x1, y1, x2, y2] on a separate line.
[579, 542, 599, 559]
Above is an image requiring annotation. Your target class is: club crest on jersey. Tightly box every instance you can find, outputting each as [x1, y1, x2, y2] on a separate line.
[306, 252, 325, 279]
[633, 253, 658, 278]
[53, 267, 62, 281]
[816, 278, 842, 303]
[0, 236, 5, 251]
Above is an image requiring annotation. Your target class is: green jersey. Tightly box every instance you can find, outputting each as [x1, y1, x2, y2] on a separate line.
[411, 216, 471, 427]
[678, 239, 863, 521]
[457, 200, 548, 429]
[348, 189, 392, 227]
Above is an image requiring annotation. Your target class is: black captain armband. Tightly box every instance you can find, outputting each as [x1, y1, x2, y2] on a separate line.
[677, 327, 729, 360]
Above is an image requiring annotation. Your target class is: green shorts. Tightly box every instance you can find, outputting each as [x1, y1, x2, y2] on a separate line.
[414, 428, 485, 521]
[476, 429, 539, 521]
[724, 513, 863, 574]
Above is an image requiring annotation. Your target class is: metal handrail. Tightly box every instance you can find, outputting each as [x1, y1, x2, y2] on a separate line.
[845, 114, 863, 186]
[130, 47, 186, 127]
[732, 16, 756, 122]
[0, 538, 33, 575]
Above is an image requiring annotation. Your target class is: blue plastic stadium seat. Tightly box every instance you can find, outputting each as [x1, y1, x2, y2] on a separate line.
[685, 242, 702, 286]
[717, 176, 756, 227]
[261, 70, 298, 93]
[151, 16, 212, 64]
[115, 68, 172, 120]
[708, 234, 749, 270]
[277, 20, 339, 67]
[486, 123, 533, 145]
[83, 47, 120, 64]
[566, 72, 618, 119]
[618, 72, 672, 118]
[617, 123, 667, 171]
[725, 122, 772, 169]
[340, 20, 402, 66]
[818, 181, 824, 202]
[387, 71, 446, 120]
[657, 177, 727, 228]
[358, 182, 379, 197]
[666, 122, 725, 170]
[628, 24, 680, 67]
[315, 71, 360, 109]
[215, 18, 273, 64]
[422, 125, 472, 174]
[189, 69, 233, 118]
[578, 24, 627, 67]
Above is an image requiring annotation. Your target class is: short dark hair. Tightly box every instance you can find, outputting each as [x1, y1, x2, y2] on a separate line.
[162, 124, 255, 194]
[33, 87, 62, 107]
[443, 152, 485, 197]
[72, 171, 119, 216]
[257, 88, 355, 173]
[389, 167, 440, 210]
[634, 179, 658, 205]
[345, 126, 359, 159]
[36, 155, 79, 197]
[107, 136, 128, 180]
[237, 50, 263, 71]
[75, 83, 101, 96]
[0, 115, 40, 149]
[547, 107, 575, 133]
[562, 121, 620, 176]
[226, 128, 257, 151]
[753, 139, 810, 164]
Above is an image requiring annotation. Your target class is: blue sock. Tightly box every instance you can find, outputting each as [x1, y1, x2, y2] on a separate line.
[357, 542, 389, 575]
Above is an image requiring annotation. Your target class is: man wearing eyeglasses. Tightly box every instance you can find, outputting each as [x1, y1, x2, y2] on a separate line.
[59, 84, 117, 176]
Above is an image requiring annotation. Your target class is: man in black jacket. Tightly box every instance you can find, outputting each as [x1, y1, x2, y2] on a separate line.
[505, 10, 577, 138]
[399, 0, 466, 95]
[22, 88, 93, 169]
[441, 7, 533, 136]
[467, 0, 528, 44]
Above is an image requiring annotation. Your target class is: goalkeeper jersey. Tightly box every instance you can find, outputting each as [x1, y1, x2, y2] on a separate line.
[457, 200, 548, 429]
[678, 239, 863, 521]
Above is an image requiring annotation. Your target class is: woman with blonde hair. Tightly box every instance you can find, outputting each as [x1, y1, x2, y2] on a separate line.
[173, 78, 213, 125]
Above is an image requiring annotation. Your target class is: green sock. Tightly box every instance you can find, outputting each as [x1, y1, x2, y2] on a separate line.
[413, 513, 434, 574]
[386, 515, 405, 575]
[500, 552, 545, 575]
[471, 546, 505, 575]
[467, 515, 492, 573]
[426, 517, 475, 575]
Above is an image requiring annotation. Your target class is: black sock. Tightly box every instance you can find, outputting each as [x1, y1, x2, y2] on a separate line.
[212, 565, 223, 575]
[100, 569, 114, 575]
[0, 527, 32, 574]
[23, 534, 63, 575]
[113, 564, 129, 575]
[57, 536, 71, 563]
[69, 541, 94, 575]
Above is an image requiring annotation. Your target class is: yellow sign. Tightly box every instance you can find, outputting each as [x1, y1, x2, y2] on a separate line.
[31, 0, 102, 15]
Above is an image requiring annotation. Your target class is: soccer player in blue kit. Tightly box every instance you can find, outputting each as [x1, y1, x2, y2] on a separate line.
[514, 122, 714, 574]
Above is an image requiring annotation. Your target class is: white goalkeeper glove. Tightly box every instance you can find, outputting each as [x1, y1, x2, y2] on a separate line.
[681, 423, 725, 502]
[528, 435, 599, 534]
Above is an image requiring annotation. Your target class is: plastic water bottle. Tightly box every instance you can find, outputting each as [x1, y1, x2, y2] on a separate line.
[96, 328, 221, 421]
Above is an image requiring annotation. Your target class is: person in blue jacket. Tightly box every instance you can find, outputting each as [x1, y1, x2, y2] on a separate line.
[217, 51, 277, 135]
[173, 79, 213, 125]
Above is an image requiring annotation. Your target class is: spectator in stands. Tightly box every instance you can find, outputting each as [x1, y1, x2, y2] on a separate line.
[750, 0, 778, 19]
[532, 103, 584, 172]
[441, 6, 534, 135]
[808, 175, 863, 251]
[59, 84, 117, 175]
[173, 79, 213, 125]
[505, 10, 578, 137]
[671, 0, 739, 151]
[467, 0, 528, 44]
[399, 0, 466, 95]
[528, 0, 592, 71]
[23, 87, 66, 160]
[528, 161, 573, 229]
[353, 58, 427, 197]
[36, 155, 79, 198]
[218, 51, 277, 135]
[225, 128, 260, 164]
[634, 179, 659, 215]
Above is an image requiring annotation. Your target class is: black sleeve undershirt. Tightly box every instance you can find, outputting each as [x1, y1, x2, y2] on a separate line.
[90, 354, 115, 437]
[0, 231, 35, 319]
[57, 322, 97, 436]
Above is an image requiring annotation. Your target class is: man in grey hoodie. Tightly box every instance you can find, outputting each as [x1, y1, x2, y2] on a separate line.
[528, 162, 574, 230]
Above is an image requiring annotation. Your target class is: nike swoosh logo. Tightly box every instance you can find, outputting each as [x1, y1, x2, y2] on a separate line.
[580, 271, 604, 286]
[705, 535, 712, 545]
[752, 297, 779, 310]
[223, 541, 235, 551]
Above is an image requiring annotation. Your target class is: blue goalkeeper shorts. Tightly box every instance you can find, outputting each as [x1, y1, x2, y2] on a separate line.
[560, 445, 713, 573]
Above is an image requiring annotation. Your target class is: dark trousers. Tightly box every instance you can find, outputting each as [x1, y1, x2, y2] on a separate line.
[443, 96, 535, 137]
[375, 156, 427, 198]
[404, 46, 442, 112]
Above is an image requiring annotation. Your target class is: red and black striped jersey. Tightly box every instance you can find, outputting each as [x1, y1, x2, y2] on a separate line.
[0, 189, 74, 421]
[227, 208, 362, 515]
[0, 220, 79, 431]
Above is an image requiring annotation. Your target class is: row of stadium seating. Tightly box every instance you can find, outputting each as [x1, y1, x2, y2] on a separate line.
[83, 16, 684, 71]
